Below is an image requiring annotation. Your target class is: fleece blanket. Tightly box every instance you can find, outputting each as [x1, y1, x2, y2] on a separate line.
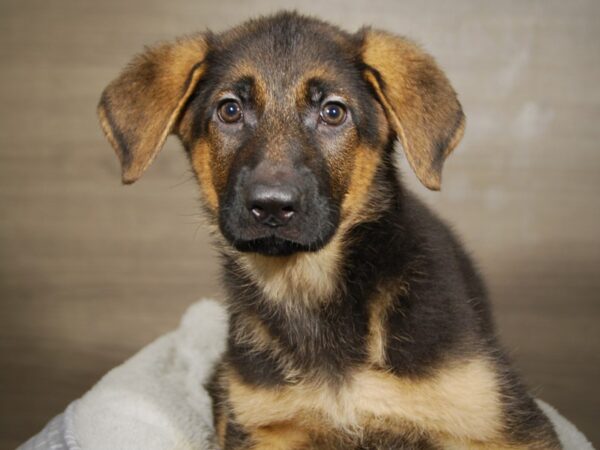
[19, 299, 594, 450]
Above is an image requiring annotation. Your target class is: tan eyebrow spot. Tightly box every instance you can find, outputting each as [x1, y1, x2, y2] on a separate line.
[293, 66, 347, 106]
[225, 62, 269, 109]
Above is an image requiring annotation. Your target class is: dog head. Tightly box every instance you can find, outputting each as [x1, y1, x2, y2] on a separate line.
[98, 12, 464, 257]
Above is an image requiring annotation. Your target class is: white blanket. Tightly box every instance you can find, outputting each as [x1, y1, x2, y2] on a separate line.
[20, 299, 594, 450]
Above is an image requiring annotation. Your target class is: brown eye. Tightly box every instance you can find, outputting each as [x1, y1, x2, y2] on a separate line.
[320, 102, 347, 126]
[218, 100, 243, 123]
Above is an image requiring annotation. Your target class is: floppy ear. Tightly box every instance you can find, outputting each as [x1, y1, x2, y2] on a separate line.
[361, 29, 465, 190]
[98, 35, 207, 184]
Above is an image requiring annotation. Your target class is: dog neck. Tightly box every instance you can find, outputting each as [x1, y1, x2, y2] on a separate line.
[235, 237, 344, 309]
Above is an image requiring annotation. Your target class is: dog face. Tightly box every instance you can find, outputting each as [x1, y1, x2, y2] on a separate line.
[98, 12, 464, 256]
[184, 20, 389, 256]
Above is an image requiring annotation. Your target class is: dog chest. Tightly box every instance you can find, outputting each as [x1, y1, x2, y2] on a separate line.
[228, 357, 503, 443]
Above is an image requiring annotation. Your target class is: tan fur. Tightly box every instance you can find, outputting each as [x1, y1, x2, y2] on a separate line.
[362, 30, 465, 191]
[293, 67, 349, 102]
[365, 290, 394, 366]
[237, 236, 343, 307]
[98, 35, 208, 184]
[251, 423, 312, 450]
[367, 280, 412, 368]
[439, 439, 551, 450]
[191, 141, 220, 212]
[229, 315, 305, 386]
[227, 357, 506, 446]
[339, 145, 382, 224]
[231, 313, 273, 352]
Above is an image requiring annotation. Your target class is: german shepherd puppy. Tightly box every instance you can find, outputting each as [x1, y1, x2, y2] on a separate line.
[98, 12, 561, 450]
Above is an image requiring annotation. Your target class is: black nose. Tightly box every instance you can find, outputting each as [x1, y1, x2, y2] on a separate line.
[246, 184, 298, 227]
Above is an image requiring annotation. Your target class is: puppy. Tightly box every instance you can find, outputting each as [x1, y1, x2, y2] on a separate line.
[98, 12, 561, 450]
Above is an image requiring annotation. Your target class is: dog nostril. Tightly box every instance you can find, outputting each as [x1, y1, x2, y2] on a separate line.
[250, 206, 267, 221]
[280, 206, 295, 221]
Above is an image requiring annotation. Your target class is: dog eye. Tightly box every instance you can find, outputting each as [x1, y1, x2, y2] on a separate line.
[218, 100, 243, 123]
[320, 102, 347, 126]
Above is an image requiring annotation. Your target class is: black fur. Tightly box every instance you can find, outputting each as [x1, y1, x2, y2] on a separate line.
[100, 11, 562, 450]
[203, 13, 558, 449]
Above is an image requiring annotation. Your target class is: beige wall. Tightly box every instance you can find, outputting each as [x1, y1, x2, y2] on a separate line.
[1, 0, 599, 446]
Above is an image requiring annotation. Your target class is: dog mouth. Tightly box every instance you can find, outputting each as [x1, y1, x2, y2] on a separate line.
[231, 236, 311, 256]
[219, 204, 339, 256]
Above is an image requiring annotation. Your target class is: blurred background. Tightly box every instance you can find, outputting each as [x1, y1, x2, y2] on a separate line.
[1, 0, 598, 447]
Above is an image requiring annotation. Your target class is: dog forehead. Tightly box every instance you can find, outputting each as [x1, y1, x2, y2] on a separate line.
[209, 13, 360, 93]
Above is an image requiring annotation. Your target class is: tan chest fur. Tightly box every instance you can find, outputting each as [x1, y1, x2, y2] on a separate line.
[227, 357, 504, 445]
[237, 237, 343, 307]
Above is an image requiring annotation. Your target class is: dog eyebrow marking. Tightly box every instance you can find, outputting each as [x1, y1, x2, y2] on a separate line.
[231, 76, 255, 102]
[294, 67, 349, 105]
[304, 77, 346, 104]
[308, 84, 323, 104]
[213, 76, 256, 104]
[206, 74, 267, 131]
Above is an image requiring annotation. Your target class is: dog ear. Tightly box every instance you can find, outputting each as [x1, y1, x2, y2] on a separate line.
[361, 29, 465, 190]
[98, 35, 207, 184]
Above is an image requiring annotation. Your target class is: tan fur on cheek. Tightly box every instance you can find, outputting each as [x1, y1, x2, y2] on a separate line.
[190, 141, 219, 212]
[340, 145, 383, 226]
